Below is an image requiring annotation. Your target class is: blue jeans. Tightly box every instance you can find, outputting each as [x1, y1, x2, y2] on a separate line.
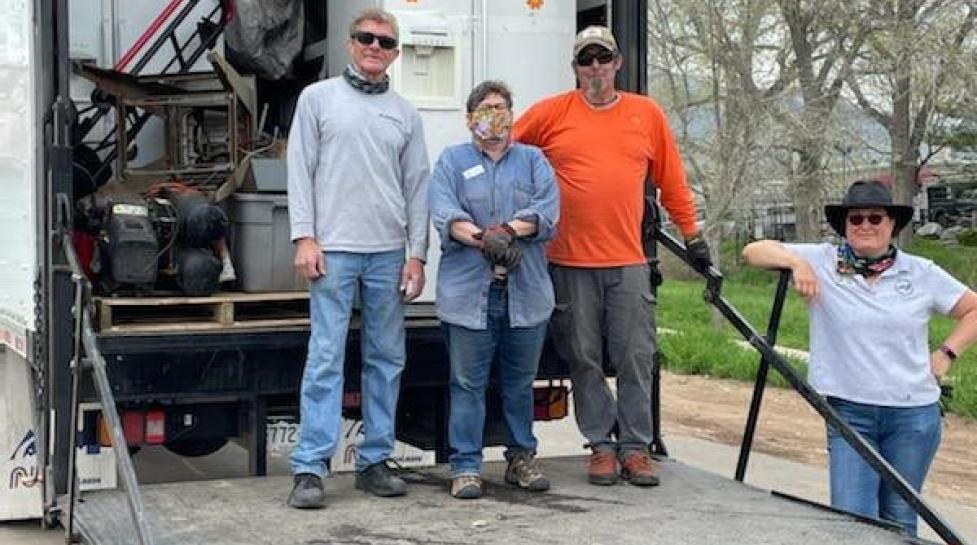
[446, 285, 547, 476]
[826, 397, 942, 537]
[290, 250, 406, 477]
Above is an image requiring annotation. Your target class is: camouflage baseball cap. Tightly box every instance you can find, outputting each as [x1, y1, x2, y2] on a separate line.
[573, 25, 618, 56]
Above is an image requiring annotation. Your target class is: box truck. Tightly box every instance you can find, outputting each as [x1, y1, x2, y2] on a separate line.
[2, 1, 965, 544]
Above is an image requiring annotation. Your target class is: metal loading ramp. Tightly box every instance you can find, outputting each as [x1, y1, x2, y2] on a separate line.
[68, 456, 931, 545]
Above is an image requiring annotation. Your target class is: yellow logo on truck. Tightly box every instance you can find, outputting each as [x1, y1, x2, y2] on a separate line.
[527, 0, 544, 9]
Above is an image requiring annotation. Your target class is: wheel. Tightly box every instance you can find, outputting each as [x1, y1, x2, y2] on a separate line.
[163, 437, 228, 457]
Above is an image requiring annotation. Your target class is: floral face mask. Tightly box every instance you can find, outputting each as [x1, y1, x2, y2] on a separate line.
[469, 106, 512, 142]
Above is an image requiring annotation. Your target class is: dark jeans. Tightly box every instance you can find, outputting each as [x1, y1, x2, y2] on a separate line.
[826, 397, 942, 537]
[446, 285, 547, 476]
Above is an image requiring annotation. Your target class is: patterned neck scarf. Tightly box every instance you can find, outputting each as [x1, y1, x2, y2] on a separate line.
[836, 243, 897, 277]
[342, 64, 389, 95]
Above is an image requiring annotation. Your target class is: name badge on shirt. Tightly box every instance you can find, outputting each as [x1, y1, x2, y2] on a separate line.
[463, 164, 485, 180]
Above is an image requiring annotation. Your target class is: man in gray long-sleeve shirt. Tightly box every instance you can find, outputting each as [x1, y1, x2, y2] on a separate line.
[286, 8, 430, 509]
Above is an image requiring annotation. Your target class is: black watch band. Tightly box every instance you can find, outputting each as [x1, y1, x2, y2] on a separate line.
[939, 344, 958, 361]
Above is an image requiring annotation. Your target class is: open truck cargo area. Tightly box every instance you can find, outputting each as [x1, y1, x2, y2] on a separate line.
[68, 457, 930, 545]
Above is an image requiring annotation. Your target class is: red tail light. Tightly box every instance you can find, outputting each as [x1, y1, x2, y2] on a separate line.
[343, 391, 362, 408]
[533, 385, 569, 421]
[121, 411, 145, 445]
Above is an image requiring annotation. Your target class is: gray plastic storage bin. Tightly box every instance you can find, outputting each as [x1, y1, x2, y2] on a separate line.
[230, 193, 308, 292]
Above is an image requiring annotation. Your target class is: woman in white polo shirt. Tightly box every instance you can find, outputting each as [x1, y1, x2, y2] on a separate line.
[741, 180, 977, 536]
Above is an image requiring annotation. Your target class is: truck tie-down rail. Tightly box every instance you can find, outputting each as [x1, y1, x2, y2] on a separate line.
[654, 223, 967, 545]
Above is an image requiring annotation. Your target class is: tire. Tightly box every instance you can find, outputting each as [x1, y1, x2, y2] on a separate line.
[163, 437, 228, 457]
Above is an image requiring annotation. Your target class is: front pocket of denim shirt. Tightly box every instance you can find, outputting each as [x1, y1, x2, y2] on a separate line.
[463, 174, 492, 209]
[514, 181, 533, 210]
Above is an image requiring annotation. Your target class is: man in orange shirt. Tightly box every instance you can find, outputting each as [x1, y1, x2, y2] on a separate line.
[513, 26, 711, 487]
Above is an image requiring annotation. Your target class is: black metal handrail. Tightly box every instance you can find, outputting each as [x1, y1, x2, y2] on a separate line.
[653, 222, 967, 545]
[735, 270, 791, 481]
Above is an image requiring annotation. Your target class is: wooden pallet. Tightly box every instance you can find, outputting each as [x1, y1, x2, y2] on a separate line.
[94, 292, 310, 333]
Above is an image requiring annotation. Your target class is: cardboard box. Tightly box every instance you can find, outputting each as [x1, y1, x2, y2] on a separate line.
[2, 350, 116, 521]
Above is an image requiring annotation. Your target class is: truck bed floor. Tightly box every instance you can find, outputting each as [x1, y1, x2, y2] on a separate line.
[69, 456, 927, 545]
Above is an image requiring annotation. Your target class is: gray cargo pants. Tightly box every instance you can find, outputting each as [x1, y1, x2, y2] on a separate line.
[548, 264, 656, 454]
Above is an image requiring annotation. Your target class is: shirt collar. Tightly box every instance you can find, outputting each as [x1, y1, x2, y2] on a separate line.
[879, 248, 910, 278]
[576, 89, 621, 110]
[469, 138, 514, 161]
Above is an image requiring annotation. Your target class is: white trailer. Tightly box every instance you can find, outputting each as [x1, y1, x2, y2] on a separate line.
[0, 0, 42, 521]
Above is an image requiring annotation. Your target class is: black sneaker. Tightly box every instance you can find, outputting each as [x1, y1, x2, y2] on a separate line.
[355, 461, 408, 497]
[287, 473, 325, 509]
[505, 452, 550, 492]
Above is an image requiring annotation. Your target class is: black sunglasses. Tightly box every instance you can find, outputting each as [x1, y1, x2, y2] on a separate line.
[576, 49, 615, 66]
[351, 31, 398, 50]
[847, 213, 887, 226]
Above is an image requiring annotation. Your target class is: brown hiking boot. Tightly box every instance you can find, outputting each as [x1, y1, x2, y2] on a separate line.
[620, 451, 660, 487]
[587, 450, 619, 485]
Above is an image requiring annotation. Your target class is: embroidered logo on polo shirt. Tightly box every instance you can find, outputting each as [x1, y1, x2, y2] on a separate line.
[895, 276, 914, 296]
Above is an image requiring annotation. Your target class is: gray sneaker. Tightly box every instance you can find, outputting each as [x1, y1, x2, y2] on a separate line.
[287, 473, 325, 509]
[505, 452, 550, 492]
[355, 461, 408, 497]
[450, 475, 483, 499]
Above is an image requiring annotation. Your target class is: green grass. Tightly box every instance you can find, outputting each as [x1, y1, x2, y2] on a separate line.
[657, 328, 808, 388]
[656, 238, 977, 419]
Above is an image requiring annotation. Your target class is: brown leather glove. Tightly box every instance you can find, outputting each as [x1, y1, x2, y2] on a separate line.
[495, 244, 523, 270]
[479, 224, 517, 264]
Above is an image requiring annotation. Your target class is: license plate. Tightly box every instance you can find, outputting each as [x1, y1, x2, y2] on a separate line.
[266, 419, 299, 455]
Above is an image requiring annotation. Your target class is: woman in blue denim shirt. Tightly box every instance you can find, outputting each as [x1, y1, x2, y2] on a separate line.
[742, 181, 977, 536]
[428, 80, 560, 500]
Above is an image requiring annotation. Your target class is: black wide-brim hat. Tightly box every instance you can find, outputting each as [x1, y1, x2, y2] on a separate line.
[825, 180, 914, 237]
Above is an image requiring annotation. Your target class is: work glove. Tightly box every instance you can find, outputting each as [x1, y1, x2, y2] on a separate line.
[479, 224, 516, 264]
[495, 244, 523, 270]
[649, 260, 663, 289]
[488, 244, 523, 281]
[685, 233, 712, 273]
